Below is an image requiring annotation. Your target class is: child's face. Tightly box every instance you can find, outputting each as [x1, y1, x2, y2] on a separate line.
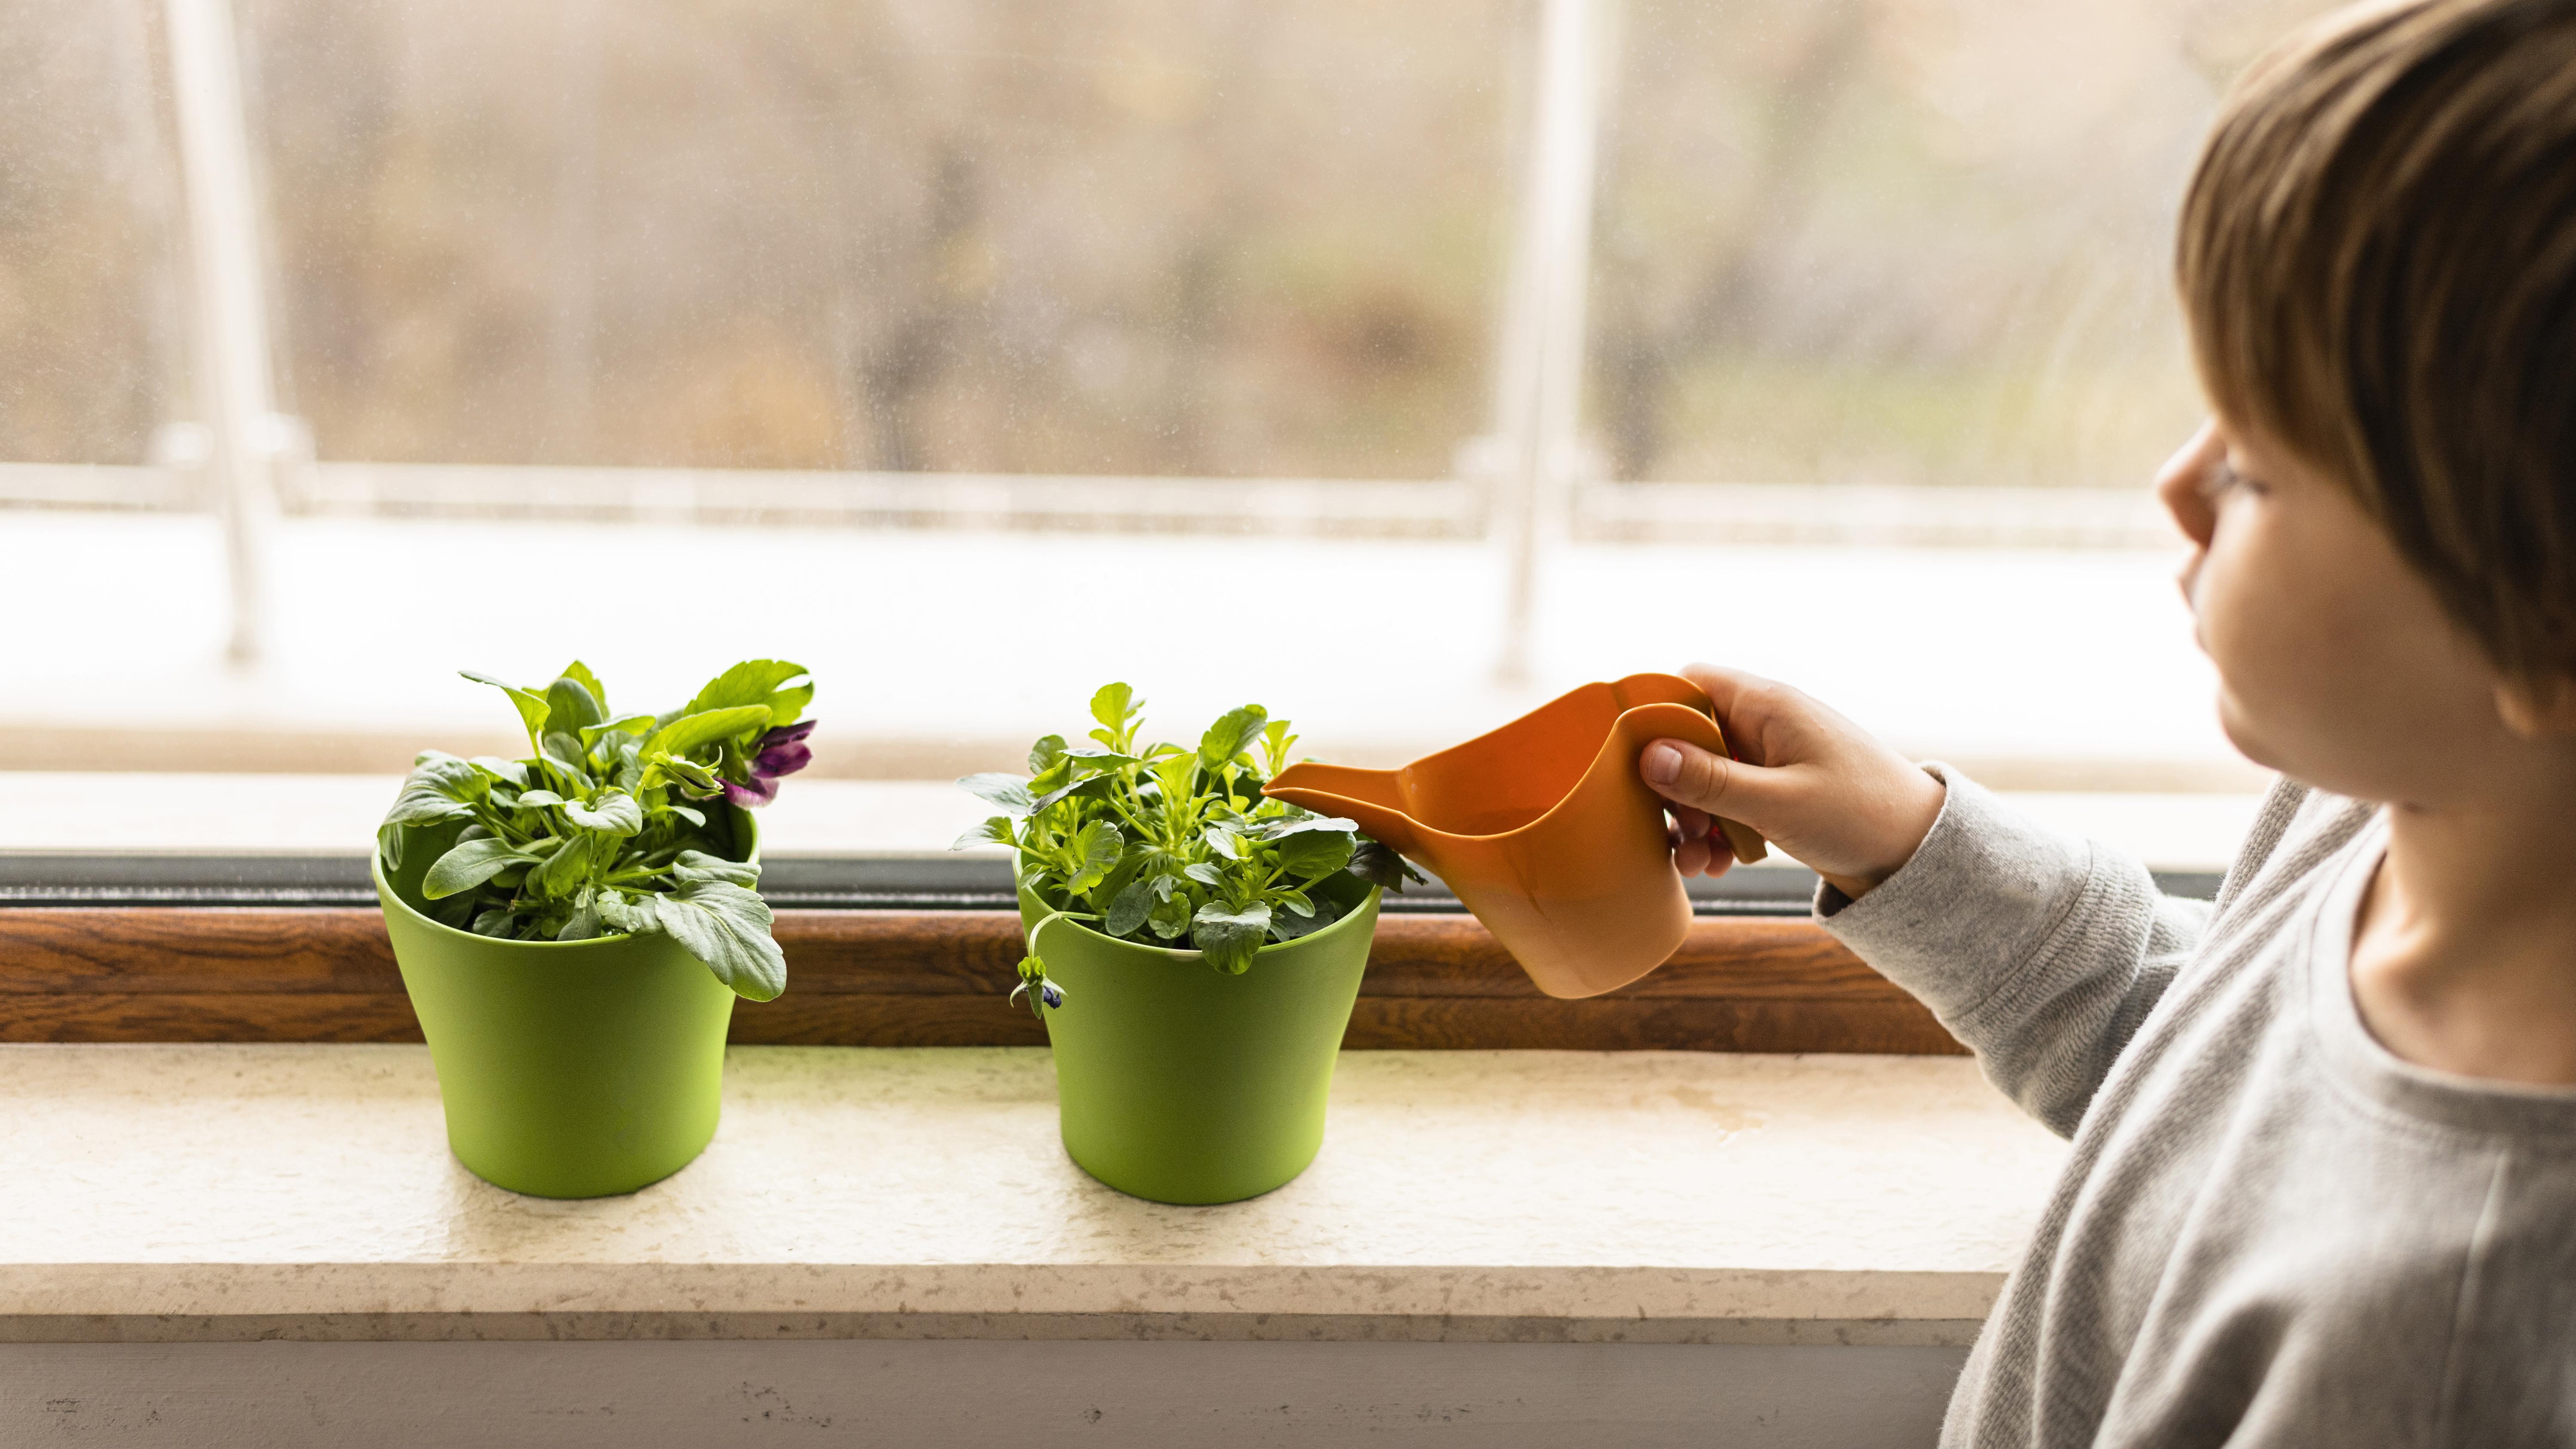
[2155, 418, 2521, 804]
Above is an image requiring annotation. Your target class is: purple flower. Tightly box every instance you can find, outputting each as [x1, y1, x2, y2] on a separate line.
[722, 720, 818, 809]
[754, 719, 816, 778]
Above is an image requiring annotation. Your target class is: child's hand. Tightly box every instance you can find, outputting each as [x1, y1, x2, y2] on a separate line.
[1641, 663, 1945, 901]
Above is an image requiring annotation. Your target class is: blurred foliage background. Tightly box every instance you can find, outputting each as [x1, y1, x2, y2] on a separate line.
[1, 0, 2348, 489]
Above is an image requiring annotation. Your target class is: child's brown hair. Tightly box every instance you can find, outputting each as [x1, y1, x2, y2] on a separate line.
[2179, 0, 2576, 683]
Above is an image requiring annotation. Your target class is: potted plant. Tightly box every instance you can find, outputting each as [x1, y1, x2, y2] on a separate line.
[955, 684, 1419, 1205]
[374, 659, 815, 1198]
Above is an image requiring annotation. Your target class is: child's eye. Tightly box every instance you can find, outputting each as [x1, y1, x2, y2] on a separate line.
[2200, 460, 2264, 502]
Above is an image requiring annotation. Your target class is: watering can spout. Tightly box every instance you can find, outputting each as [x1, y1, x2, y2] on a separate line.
[1263, 763, 1420, 857]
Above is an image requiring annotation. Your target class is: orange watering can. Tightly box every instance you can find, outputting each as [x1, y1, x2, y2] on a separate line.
[1263, 673, 1767, 999]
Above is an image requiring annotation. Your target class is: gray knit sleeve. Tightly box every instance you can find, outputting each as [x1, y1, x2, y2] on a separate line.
[1818, 764, 2213, 1137]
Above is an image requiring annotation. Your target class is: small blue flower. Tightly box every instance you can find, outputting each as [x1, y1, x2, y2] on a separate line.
[1009, 953, 1067, 1018]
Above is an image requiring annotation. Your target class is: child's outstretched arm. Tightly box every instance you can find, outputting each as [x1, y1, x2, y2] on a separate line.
[1642, 663, 2222, 1137]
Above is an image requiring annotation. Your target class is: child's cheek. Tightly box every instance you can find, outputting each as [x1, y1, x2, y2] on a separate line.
[2190, 507, 2323, 769]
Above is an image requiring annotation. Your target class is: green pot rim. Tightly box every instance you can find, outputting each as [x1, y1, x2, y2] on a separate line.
[375, 807, 760, 954]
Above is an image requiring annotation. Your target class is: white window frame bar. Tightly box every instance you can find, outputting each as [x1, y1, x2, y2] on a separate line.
[166, 0, 282, 664]
[1488, 0, 1614, 684]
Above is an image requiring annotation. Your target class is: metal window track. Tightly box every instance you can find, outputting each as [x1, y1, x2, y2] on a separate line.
[0, 853, 2219, 915]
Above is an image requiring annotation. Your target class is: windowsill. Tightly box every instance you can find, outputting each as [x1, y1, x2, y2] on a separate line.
[0, 775, 2270, 871]
[0, 1044, 2065, 1345]
[0, 514, 2265, 806]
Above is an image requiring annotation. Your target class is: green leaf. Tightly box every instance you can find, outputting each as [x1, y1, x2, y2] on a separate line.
[1147, 891, 1193, 940]
[673, 849, 760, 888]
[1028, 755, 1075, 797]
[1259, 719, 1299, 774]
[1257, 813, 1360, 839]
[528, 833, 595, 897]
[558, 661, 608, 713]
[653, 879, 786, 1001]
[645, 705, 774, 761]
[540, 731, 590, 780]
[686, 660, 813, 727]
[564, 790, 644, 837]
[1203, 824, 1241, 860]
[556, 903, 605, 941]
[669, 804, 707, 828]
[461, 670, 550, 747]
[470, 907, 520, 938]
[1273, 828, 1356, 879]
[764, 682, 815, 726]
[1268, 893, 1345, 942]
[1191, 901, 1272, 974]
[581, 714, 657, 749]
[1091, 847, 1148, 917]
[382, 751, 484, 830]
[423, 838, 537, 900]
[546, 675, 607, 736]
[1089, 682, 1138, 744]
[1028, 770, 1119, 816]
[1105, 875, 1156, 938]
[1062, 747, 1139, 768]
[1149, 752, 1196, 805]
[1198, 705, 1268, 772]
[1182, 860, 1226, 887]
[1349, 839, 1426, 894]
[1066, 820, 1125, 894]
[469, 756, 531, 790]
[515, 789, 567, 807]
[643, 749, 721, 795]
[595, 891, 653, 934]
[951, 816, 1018, 851]
[1027, 735, 1068, 775]
[958, 772, 1037, 815]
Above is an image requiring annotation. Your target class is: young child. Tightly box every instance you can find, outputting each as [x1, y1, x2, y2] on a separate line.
[1639, 0, 2576, 1442]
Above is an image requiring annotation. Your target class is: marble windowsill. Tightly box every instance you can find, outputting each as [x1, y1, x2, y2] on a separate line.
[0, 1045, 2065, 1345]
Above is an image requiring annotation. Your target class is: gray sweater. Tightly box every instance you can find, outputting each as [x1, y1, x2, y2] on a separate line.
[1821, 769, 2576, 1447]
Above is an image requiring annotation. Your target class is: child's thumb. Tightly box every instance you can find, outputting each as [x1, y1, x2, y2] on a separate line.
[1639, 738, 1786, 827]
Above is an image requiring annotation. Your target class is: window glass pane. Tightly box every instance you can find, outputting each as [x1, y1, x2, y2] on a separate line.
[239, 0, 1513, 478]
[0, 0, 2316, 866]
[0, 0, 184, 466]
[1586, 0, 2346, 491]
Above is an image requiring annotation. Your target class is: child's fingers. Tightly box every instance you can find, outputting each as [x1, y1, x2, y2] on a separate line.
[1673, 831, 1712, 876]
[1678, 662, 1797, 764]
[1686, 831, 1737, 880]
[1639, 736, 1791, 827]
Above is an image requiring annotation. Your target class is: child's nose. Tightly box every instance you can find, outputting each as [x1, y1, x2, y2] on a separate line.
[2155, 421, 2224, 549]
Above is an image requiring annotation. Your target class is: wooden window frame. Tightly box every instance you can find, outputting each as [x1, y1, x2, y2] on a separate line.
[0, 854, 2208, 1054]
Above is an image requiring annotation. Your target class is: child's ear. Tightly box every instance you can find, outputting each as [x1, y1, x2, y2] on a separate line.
[2492, 674, 2576, 739]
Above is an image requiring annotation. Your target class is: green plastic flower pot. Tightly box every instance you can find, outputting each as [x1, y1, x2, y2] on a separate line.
[373, 812, 756, 1199]
[1018, 870, 1380, 1205]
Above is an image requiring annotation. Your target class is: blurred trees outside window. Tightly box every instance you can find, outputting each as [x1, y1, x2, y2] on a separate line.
[0, 0, 2352, 493]
[1589, 0, 2345, 492]
[0, 0, 184, 466]
[238, 0, 1514, 481]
